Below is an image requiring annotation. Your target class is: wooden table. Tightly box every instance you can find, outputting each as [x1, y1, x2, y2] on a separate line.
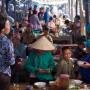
[53, 36, 73, 44]
[9, 84, 65, 90]
[10, 83, 28, 90]
[10, 83, 90, 90]
[54, 44, 78, 47]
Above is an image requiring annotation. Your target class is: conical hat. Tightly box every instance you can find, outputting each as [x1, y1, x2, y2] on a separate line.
[30, 36, 55, 50]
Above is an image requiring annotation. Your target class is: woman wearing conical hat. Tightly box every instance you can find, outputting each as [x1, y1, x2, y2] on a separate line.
[24, 36, 55, 84]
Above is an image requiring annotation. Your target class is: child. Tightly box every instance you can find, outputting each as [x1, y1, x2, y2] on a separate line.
[56, 47, 75, 79]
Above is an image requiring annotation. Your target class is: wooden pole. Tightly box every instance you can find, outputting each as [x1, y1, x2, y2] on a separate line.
[1, 0, 7, 14]
[79, 0, 85, 36]
[76, 0, 78, 16]
[68, 0, 71, 18]
[14, 0, 16, 20]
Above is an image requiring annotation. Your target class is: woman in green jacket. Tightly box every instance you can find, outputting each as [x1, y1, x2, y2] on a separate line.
[24, 36, 55, 84]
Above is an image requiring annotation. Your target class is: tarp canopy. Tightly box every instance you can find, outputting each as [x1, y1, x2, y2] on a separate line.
[32, 0, 68, 5]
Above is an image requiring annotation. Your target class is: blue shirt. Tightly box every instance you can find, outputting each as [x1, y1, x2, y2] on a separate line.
[79, 53, 90, 83]
[0, 34, 15, 76]
[44, 11, 50, 23]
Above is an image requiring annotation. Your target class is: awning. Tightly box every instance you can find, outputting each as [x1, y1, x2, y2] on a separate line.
[32, 0, 68, 5]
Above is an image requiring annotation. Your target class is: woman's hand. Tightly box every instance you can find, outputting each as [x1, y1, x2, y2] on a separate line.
[80, 62, 90, 68]
[38, 69, 50, 74]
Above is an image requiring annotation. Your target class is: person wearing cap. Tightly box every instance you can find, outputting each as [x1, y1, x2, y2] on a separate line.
[11, 33, 27, 83]
[42, 25, 53, 43]
[38, 7, 44, 21]
[48, 17, 58, 36]
[44, 8, 50, 24]
[79, 39, 90, 83]
[73, 41, 86, 60]
[24, 36, 55, 84]
[29, 10, 42, 31]
[33, 5, 38, 16]
[28, 7, 33, 20]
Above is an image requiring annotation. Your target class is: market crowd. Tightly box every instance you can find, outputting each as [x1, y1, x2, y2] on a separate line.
[0, 5, 90, 90]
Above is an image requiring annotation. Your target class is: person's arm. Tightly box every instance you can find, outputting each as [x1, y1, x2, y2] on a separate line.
[37, 52, 55, 74]
[6, 40, 15, 66]
[36, 16, 40, 25]
[48, 53, 56, 72]
[56, 61, 63, 78]
[56, 60, 67, 78]
[80, 62, 90, 68]
[24, 53, 38, 73]
[36, 16, 42, 30]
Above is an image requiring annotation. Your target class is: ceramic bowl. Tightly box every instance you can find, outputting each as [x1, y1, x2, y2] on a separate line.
[34, 82, 46, 88]
[77, 61, 85, 66]
[49, 81, 56, 85]
[72, 80, 82, 85]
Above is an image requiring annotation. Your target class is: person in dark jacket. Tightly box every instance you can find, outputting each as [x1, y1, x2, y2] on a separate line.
[79, 40, 90, 83]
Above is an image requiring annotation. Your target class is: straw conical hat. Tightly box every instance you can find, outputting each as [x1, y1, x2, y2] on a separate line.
[30, 36, 55, 50]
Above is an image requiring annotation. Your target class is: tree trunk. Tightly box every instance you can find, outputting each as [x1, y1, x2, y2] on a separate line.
[6, 0, 11, 13]
[1, 0, 7, 15]
[1, 0, 11, 14]
[76, 0, 78, 16]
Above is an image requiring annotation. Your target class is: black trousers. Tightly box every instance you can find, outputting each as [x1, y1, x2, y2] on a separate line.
[29, 77, 39, 85]
[0, 73, 10, 90]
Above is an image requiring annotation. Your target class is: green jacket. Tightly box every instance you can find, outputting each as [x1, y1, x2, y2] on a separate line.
[24, 51, 55, 81]
[56, 58, 75, 79]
